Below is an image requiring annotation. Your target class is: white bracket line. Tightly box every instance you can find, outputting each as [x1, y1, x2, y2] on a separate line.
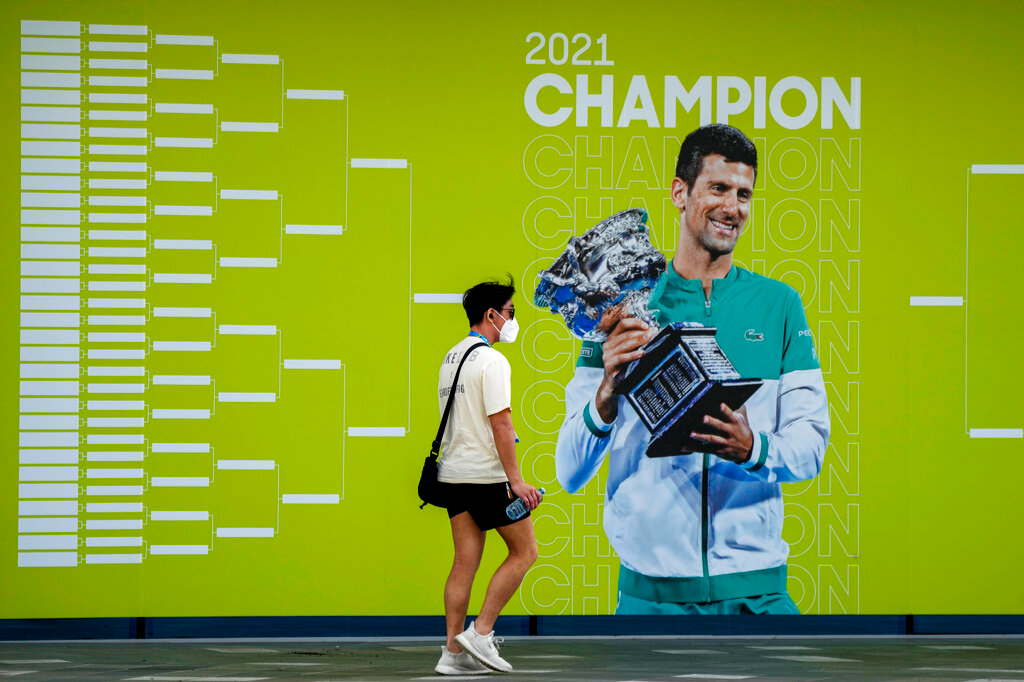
[414, 293, 462, 303]
[351, 158, 413, 430]
[914, 167, 1023, 435]
[963, 165, 1023, 436]
[971, 164, 1024, 174]
[965, 167, 970, 434]
[348, 427, 405, 437]
[969, 429, 1023, 438]
[408, 163, 413, 432]
[909, 296, 963, 306]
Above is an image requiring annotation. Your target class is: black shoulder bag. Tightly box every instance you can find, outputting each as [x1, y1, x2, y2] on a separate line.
[418, 341, 488, 509]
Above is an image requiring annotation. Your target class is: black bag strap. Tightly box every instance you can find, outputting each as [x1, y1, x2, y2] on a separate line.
[432, 341, 489, 456]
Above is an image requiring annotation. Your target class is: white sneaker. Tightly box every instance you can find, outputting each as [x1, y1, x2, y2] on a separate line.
[435, 645, 492, 676]
[453, 621, 513, 673]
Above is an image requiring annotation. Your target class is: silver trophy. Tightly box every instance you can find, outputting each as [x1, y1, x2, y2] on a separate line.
[535, 208, 761, 457]
[533, 208, 665, 342]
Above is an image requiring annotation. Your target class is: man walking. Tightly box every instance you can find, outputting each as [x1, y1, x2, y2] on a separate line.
[435, 278, 541, 674]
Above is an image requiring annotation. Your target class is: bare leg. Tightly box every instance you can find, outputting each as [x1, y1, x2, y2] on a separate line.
[445, 512, 485, 653]
[474, 517, 538, 634]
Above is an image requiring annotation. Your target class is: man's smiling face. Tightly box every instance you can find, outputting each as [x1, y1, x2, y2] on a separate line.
[677, 154, 755, 258]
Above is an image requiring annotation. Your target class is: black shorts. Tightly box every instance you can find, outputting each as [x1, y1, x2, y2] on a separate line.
[442, 481, 529, 531]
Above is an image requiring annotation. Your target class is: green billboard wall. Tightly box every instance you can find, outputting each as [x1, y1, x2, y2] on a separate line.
[4, 0, 1023, 618]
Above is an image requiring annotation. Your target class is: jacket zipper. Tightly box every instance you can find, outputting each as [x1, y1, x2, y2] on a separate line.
[701, 289, 712, 597]
[701, 452, 710, 595]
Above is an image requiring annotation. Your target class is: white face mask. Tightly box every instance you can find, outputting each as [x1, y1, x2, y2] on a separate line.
[491, 311, 520, 343]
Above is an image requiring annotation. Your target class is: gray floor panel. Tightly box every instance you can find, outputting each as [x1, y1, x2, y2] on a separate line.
[0, 637, 1022, 680]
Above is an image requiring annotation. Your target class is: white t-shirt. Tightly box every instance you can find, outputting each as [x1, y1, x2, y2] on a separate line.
[436, 335, 511, 484]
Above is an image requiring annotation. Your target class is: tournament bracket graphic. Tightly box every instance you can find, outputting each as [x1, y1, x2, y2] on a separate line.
[910, 164, 1024, 441]
[15, 19, 415, 568]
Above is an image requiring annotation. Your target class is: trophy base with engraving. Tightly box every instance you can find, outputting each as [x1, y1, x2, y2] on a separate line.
[614, 323, 763, 458]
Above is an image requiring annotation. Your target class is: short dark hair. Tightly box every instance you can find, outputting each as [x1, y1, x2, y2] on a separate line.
[463, 276, 515, 325]
[675, 124, 757, 190]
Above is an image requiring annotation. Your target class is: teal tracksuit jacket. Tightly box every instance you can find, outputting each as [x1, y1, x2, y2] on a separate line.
[555, 264, 830, 603]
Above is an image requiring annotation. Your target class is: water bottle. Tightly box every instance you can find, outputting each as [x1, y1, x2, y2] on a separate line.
[506, 488, 545, 520]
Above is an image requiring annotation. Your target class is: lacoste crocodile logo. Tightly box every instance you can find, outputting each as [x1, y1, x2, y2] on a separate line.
[745, 329, 764, 342]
